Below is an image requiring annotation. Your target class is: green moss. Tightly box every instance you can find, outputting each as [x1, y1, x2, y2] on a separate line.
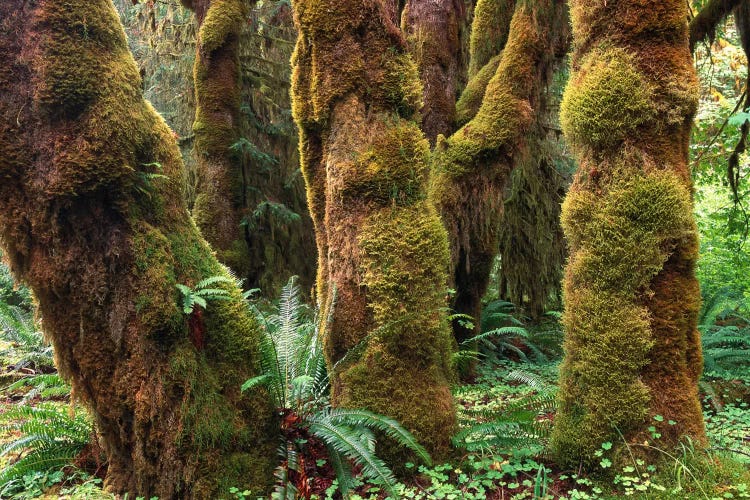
[551, 290, 653, 465]
[562, 170, 694, 294]
[381, 52, 424, 119]
[560, 48, 655, 151]
[455, 54, 502, 127]
[131, 224, 183, 338]
[336, 202, 456, 461]
[198, 0, 245, 54]
[36, 1, 127, 114]
[553, 165, 703, 465]
[341, 118, 430, 204]
[468, 0, 514, 77]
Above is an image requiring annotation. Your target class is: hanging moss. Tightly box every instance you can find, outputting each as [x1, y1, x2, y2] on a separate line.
[551, 0, 706, 467]
[0, 1, 276, 497]
[429, 0, 570, 354]
[291, 0, 457, 461]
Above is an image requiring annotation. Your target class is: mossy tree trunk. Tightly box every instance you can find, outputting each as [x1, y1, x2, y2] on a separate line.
[551, 0, 707, 466]
[184, 0, 255, 278]
[429, 0, 569, 346]
[0, 1, 276, 497]
[291, 0, 457, 460]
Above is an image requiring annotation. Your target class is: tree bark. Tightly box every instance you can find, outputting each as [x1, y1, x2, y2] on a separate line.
[551, 0, 706, 466]
[0, 1, 276, 497]
[401, 0, 467, 143]
[430, 0, 569, 349]
[291, 0, 457, 460]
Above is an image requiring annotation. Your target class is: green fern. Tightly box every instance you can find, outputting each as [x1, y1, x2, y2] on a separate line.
[471, 299, 560, 363]
[698, 290, 750, 376]
[453, 370, 556, 456]
[5, 374, 70, 404]
[0, 302, 54, 373]
[244, 276, 430, 498]
[0, 404, 92, 496]
[175, 275, 235, 314]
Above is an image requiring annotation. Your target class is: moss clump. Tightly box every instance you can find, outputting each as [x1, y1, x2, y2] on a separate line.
[455, 54, 502, 127]
[560, 48, 655, 151]
[338, 202, 456, 461]
[131, 224, 183, 340]
[340, 118, 430, 205]
[382, 52, 424, 119]
[36, 1, 126, 115]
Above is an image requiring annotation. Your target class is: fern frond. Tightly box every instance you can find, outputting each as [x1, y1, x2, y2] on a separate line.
[195, 275, 235, 290]
[308, 418, 398, 498]
[326, 447, 354, 498]
[327, 408, 432, 465]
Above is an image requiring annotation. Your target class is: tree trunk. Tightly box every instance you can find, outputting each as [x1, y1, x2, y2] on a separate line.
[0, 1, 276, 497]
[551, 0, 707, 466]
[291, 0, 457, 460]
[185, 0, 254, 278]
[430, 0, 569, 349]
[401, 0, 467, 143]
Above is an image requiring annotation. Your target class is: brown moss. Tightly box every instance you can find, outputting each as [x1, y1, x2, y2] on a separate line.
[0, 1, 276, 497]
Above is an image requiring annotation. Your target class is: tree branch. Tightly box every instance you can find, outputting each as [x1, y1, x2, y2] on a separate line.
[689, 0, 744, 52]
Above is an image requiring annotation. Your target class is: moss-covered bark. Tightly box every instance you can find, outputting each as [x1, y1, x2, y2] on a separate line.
[0, 1, 276, 497]
[291, 0, 457, 460]
[401, 0, 468, 143]
[551, 0, 707, 466]
[430, 0, 569, 347]
[185, 0, 253, 278]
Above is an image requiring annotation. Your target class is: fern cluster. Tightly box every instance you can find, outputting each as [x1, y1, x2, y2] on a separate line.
[0, 404, 92, 497]
[453, 370, 556, 456]
[0, 302, 54, 374]
[175, 275, 236, 314]
[699, 289, 750, 377]
[244, 277, 430, 498]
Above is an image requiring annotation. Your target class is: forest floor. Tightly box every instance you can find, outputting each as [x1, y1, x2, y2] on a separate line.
[0, 344, 748, 499]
